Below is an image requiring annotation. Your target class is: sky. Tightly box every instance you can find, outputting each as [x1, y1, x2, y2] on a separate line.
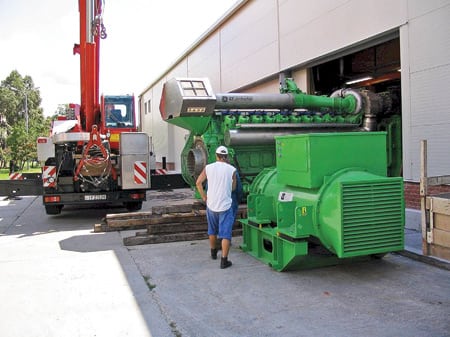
[0, 0, 238, 116]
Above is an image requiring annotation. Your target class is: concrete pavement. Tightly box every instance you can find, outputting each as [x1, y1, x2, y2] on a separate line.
[0, 196, 172, 337]
[1, 192, 449, 337]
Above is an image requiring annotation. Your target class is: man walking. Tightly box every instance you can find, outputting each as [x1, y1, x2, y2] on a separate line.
[196, 146, 237, 269]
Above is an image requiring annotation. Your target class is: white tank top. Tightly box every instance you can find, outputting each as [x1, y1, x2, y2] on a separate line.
[205, 161, 235, 212]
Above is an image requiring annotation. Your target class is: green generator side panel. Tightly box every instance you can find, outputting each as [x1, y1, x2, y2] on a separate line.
[339, 179, 405, 257]
[276, 132, 388, 189]
[318, 171, 405, 258]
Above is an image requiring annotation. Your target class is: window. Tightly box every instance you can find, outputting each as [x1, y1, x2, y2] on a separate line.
[180, 80, 210, 97]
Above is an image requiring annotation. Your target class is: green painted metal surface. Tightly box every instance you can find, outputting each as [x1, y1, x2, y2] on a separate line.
[241, 132, 405, 271]
[276, 132, 387, 189]
[161, 78, 392, 193]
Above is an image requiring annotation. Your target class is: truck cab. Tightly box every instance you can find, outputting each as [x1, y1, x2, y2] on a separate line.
[101, 95, 137, 152]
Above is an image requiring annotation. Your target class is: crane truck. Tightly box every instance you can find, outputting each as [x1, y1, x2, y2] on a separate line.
[36, 0, 150, 215]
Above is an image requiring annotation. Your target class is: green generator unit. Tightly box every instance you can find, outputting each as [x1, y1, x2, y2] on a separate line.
[241, 132, 404, 271]
[159, 77, 402, 197]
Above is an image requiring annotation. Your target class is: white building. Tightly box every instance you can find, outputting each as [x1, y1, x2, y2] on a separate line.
[139, 0, 450, 217]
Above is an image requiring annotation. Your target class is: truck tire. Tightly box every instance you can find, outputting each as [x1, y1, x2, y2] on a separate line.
[124, 201, 143, 212]
[45, 205, 63, 215]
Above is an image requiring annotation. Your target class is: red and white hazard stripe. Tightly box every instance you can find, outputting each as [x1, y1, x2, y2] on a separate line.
[42, 166, 57, 188]
[9, 173, 23, 180]
[154, 169, 167, 175]
[134, 161, 147, 185]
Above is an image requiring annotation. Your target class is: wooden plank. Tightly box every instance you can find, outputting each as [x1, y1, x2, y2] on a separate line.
[93, 223, 104, 233]
[123, 229, 242, 246]
[434, 213, 450, 232]
[420, 140, 428, 248]
[102, 207, 245, 232]
[433, 228, 450, 248]
[100, 202, 247, 231]
[151, 204, 194, 215]
[124, 232, 208, 246]
[428, 243, 450, 261]
[147, 222, 207, 234]
[106, 211, 152, 220]
[147, 220, 242, 235]
[147, 213, 206, 225]
[107, 218, 153, 228]
[430, 196, 450, 216]
[107, 212, 206, 227]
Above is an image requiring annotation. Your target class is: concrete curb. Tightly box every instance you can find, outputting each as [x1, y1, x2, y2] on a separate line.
[397, 248, 450, 271]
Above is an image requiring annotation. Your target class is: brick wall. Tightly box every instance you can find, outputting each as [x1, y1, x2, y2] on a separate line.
[404, 181, 450, 209]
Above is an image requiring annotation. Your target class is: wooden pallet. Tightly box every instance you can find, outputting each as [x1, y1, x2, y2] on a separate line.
[420, 140, 450, 261]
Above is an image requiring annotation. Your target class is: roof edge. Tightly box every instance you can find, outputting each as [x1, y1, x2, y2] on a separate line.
[139, 0, 249, 98]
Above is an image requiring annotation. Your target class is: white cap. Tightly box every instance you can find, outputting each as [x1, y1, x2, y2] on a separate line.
[216, 145, 228, 155]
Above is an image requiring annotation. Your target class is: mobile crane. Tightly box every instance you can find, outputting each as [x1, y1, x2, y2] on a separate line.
[36, 0, 150, 215]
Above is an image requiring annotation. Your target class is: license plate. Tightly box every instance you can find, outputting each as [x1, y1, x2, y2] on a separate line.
[84, 194, 107, 201]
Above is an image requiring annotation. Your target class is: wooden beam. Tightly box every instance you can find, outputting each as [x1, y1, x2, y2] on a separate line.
[420, 140, 429, 253]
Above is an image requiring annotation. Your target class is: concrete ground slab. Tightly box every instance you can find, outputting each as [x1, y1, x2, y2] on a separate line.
[1, 191, 449, 337]
[0, 196, 172, 337]
[126, 236, 450, 337]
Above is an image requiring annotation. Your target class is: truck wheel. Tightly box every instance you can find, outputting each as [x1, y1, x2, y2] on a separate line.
[124, 201, 142, 212]
[45, 205, 63, 215]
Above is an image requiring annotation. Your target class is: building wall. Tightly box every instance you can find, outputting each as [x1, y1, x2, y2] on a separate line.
[140, 0, 450, 185]
[401, 0, 450, 181]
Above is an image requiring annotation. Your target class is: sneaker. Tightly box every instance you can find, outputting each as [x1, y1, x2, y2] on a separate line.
[220, 257, 232, 269]
[211, 248, 218, 260]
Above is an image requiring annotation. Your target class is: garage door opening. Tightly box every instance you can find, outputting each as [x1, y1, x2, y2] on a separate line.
[310, 38, 402, 177]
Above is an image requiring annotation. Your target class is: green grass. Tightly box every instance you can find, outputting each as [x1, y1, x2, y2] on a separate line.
[0, 167, 41, 180]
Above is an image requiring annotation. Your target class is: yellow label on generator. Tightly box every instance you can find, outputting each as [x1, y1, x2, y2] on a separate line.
[301, 207, 307, 216]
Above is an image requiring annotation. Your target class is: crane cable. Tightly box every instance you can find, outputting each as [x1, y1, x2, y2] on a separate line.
[93, 0, 107, 39]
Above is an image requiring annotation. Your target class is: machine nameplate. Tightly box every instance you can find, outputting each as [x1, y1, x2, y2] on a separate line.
[278, 192, 293, 202]
[187, 107, 206, 113]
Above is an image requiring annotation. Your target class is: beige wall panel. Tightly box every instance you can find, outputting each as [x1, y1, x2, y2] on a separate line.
[168, 125, 189, 170]
[187, 33, 222, 90]
[407, 4, 450, 73]
[409, 124, 450, 179]
[240, 77, 280, 93]
[403, 3, 450, 180]
[165, 59, 189, 80]
[399, 25, 412, 180]
[278, 0, 348, 36]
[148, 80, 168, 164]
[220, 0, 279, 90]
[222, 44, 279, 91]
[140, 91, 153, 135]
[141, 61, 191, 170]
[238, 69, 308, 94]
[291, 69, 308, 92]
[410, 66, 450, 126]
[279, 0, 406, 69]
[139, 0, 450, 178]
[407, 0, 450, 18]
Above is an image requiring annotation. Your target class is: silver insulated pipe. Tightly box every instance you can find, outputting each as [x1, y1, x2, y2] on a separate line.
[224, 123, 358, 146]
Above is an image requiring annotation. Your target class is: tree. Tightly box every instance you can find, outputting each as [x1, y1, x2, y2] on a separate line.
[0, 70, 51, 168]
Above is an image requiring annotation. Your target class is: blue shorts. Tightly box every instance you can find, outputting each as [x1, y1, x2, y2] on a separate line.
[206, 207, 234, 240]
